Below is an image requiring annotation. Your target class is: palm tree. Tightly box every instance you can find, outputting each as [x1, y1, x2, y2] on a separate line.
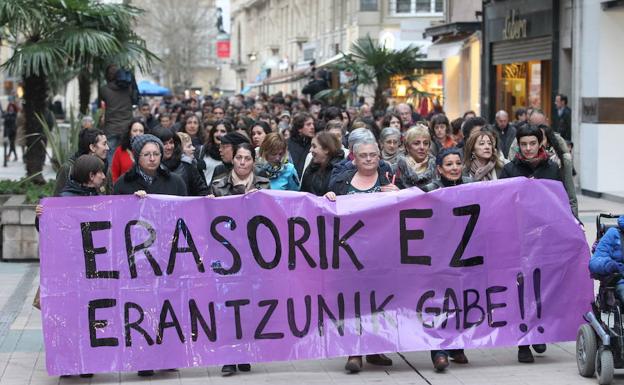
[0, 0, 156, 180]
[319, 35, 423, 111]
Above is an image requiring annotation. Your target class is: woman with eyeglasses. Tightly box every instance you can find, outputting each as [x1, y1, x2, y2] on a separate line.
[113, 134, 187, 196]
[325, 138, 398, 374]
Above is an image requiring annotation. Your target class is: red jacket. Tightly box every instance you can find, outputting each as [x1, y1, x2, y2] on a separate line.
[111, 146, 134, 183]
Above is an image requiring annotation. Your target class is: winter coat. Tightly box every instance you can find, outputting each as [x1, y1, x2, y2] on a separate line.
[422, 175, 473, 192]
[111, 146, 134, 184]
[395, 155, 437, 190]
[54, 154, 113, 197]
[255, 160, 300, 191]
[59, 179, 101, 197]
[211, 162, 233, 185]
[287, 135, 312, 177]
[492, 123, 517, 159]
[209, 171, 271, 197]
[499, 157, 561, 181]
[589, 216, 624, 280]
[113, 165, 187, 196]
[554, 106, 572, 141]
[164, 155, 209, 196]
[330, 166, 393, 196]
[328, 158, 393, 192]
[98, 82, 133, 137]
[300, 152, 344, 196]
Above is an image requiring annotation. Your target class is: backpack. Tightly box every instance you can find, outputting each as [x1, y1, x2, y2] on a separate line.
[114, 67, 141, 106]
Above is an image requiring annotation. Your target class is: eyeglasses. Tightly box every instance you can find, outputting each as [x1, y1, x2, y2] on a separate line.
[139, 152, 161, 158]
[356, 152, 379, 160]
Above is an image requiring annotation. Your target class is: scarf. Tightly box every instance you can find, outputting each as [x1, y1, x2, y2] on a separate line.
[470, 157, 496, 181]
[516, 147, 549, 169]
[231, 171, 254, 193]
[137, 167, 154, 185]
[382, 149, 400, 165]
[406, 155, 430, 175]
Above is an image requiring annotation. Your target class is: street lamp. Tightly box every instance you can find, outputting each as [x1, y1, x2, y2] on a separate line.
[248, 52, 257, 61]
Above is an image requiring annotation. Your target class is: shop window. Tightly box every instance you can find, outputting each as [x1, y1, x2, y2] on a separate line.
[395, 0, 411, 13]
[360, 0, 378, 11]
[495, 60, 552, 121]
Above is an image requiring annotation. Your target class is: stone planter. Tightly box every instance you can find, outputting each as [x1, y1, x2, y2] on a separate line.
[1, 195, 38, 261]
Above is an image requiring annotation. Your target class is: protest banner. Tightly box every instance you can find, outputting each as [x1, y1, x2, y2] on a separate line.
[39, 178, 593, 375]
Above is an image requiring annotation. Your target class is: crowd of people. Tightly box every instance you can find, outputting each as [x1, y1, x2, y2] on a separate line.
[44, 67, 579, 377]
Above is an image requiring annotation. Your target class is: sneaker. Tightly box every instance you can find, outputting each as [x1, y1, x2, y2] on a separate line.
[532, 344, 547, 354]
[345, 356, 362, 373]
[518, 346, 534, 363]
[237, 363, 251, 372]
[365, 353, 393, 366]
[221, 365, 237, 376]
[433, 354, 449, 371]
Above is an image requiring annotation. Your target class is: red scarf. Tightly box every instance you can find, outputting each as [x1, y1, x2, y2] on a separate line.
[515, 147, 549, 169]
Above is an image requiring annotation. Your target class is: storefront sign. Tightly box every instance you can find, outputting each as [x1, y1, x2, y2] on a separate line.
[582, 98, 624, 124]
[38, 179, 591, 375]
[216, 40, 230, 58]
[502, 10, 527, 40]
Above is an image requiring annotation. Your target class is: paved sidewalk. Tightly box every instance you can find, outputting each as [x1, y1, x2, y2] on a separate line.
[0, 147, 55, 182]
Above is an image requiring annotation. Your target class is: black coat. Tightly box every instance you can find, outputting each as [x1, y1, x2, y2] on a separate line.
[164, 156, 209, 196]
[211, 162, 233, 185]
[288, 135, 311, 177]
[500, 157, 561, 181]
[330, 167, 393, 196]
[554, 106, 572, 141]
[492, 123, 517, 159]
[329, 158, 393, 191]
[60, 179, 101, 197]
[113, 165, 188, 196]
[302, 79, 329, 98]
[300, 152, 344, 196]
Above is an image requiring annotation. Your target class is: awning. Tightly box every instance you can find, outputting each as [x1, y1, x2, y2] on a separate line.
[425, 33, 476, 60]
[240, 82, 262, 95]
[137, 80, 171, 96]
[262, 67, 311, 86]
[316, 53, 345, 69]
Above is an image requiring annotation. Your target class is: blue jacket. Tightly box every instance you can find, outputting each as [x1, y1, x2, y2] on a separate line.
[589, 216, 624, 276]
[256, 161, 300, 191]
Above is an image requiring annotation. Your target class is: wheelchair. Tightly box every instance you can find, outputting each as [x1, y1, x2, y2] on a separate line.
[577, 214, 624, 385]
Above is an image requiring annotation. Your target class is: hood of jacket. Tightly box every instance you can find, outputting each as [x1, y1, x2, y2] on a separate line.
[61, 179, 100, 196]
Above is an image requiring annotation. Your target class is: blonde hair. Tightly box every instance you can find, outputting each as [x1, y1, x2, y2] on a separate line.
[404, 124, 431, 145]
[463, 130, 504, 171]
[176, 132, 192, 146]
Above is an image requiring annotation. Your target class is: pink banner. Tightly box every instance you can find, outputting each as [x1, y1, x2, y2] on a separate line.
[39, 178, 593, 375]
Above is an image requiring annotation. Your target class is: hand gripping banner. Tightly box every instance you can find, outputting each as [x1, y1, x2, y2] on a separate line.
[38, 178, 593, 375]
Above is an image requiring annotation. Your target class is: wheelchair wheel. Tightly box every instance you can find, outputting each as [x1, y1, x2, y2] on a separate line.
[577, 324, 598, 377]
[596, 348, 614, 385]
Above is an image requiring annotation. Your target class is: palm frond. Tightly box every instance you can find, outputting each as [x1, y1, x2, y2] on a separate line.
[56, 27, 121, 62]
[1, 40, 67, 77]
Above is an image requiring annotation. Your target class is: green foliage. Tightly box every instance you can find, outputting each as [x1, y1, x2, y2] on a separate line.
[323, 35, 424, 111]
[0, 179, 55, 204]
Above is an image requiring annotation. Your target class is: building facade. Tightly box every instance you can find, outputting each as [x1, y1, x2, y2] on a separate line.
[229, 0, 445, 100]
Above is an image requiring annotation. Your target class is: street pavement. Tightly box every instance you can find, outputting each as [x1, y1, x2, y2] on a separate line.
[1, 153, 624, 384]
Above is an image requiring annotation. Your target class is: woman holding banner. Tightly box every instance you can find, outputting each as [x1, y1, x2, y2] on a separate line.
[462, 130, 505, 182]
[500, 124, 558, 363]
[325, 138, 398, 373]
[209, 142, 270, 376]
[300, 131, 344, 196]
[395, 125, 436, 190]
[421, 147, 472, 371]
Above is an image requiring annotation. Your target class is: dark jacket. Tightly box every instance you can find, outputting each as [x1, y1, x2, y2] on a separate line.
[302, 79, 329, 98]
[422, 175, 473, 192]
[300, 152, 344, 196]
[164, 155, 209, 196]
[54, 154, 113, 197]
[499, 157, 561, 181]
[492, 123, 517, 159]
[98, 82, 133, 137]
[330, 166, 393, 196]
[113, 165, 187, 196]
[329, 158, 393, 191]
[395, 155, 436, 190]
[554, 106, 572, 141]
[209, 172, 271, 197]
[59, 179, 101, 197]
[210, 162, 233, 185]
[288, 135, 312, 177]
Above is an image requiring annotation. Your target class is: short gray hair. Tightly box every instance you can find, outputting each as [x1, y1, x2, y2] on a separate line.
[347, 128, 375, 149]
[380, 127, 401, 142]
[353, 138, 379, 155]
[495, 110, 508, 119]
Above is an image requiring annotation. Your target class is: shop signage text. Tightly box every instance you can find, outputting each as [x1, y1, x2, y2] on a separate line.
[503, 10, 527, 40]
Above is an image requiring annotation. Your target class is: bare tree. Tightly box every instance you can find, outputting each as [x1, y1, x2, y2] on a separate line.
[134, 0, 218, 92]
